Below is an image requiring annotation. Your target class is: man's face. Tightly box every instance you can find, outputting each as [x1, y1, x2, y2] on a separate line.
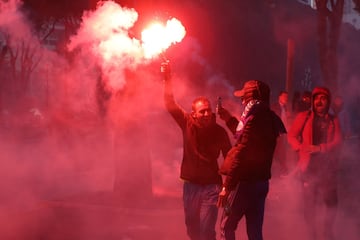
[313, 94, 329, 116]
[192, 100, 212, 128]
[279, 93, 288, 106]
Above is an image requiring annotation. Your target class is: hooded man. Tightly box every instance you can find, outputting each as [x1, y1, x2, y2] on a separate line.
[217, 80, 286, 240]
[287, 86, 342, 240]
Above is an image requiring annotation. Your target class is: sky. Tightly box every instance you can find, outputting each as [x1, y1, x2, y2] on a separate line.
[0, 0, 359, 239]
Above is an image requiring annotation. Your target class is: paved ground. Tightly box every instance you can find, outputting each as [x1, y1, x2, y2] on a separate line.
[1, 176, 358, 240]
[0, 141, 359, 240]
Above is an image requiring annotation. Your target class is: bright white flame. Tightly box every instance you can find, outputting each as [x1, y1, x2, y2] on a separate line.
[141, 18, 186, 59]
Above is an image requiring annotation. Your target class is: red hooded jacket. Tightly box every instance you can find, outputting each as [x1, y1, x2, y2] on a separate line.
[287, 87, 342, 173]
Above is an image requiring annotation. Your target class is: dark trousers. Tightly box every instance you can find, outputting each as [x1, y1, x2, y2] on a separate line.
[220, 181, 269, 240]
[301, 154, 338, 240]
[183, 182, 220, 240]
[302, 178, 338, 240]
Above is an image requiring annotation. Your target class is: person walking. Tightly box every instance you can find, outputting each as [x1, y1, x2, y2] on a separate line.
[161, 61, 232, 240]
[217, 80, 286, 240]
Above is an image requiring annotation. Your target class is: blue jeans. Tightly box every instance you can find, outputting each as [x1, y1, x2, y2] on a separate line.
[183, 182, 220, 240]
[220, 181, 269, 240]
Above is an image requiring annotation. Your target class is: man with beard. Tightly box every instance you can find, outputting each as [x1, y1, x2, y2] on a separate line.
[287, 86, 342, 240]
[161, 61, 232, 240]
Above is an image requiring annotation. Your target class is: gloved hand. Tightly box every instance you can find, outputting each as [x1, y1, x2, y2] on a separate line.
[217, 106, 231, 122]
[161, 60, 171, 81]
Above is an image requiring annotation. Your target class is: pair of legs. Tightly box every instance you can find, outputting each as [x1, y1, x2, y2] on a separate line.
[302, 179, 338, 240]
[183, 182, 220, 240]
[220, 181, 269, 240]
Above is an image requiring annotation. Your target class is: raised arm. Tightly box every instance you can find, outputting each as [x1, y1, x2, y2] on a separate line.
[161, 61, 186, 127]
[217, 106, 239, 135]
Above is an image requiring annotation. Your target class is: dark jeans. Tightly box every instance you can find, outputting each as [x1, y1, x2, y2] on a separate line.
[300, 154, 338, 240]
[302, 175, 338, 240]
[183, 182, 220, 240]
[220, 181, 269, 240]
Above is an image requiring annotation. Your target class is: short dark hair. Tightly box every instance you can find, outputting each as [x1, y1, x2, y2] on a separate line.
[192, 96, 210, 111]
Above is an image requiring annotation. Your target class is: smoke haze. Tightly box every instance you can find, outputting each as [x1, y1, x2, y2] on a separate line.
[0, 0, 359, 239]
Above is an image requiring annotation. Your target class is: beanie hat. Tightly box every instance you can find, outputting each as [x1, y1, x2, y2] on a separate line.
[312, 86, 331, 112]
[312, 87, 331, 101]
[234, 80, 270, 104]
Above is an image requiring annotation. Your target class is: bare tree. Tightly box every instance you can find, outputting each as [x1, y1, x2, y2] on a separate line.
[315, 0, 344, 94]
[353, 0, 360, 12]
[0, 16, 53, 102]
[0, 0, 85, 101]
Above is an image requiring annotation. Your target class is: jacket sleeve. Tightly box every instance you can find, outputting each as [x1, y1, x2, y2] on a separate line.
[319, 116, 342, 153]
[164, 79, 187, 128]
[221, 115, 254, 190]
[225, 116, 239, 135]
[221, 128, 232, 159]
[287, 112, 307, 152]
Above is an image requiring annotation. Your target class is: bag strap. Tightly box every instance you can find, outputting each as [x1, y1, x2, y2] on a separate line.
[299, 110, 311, 136]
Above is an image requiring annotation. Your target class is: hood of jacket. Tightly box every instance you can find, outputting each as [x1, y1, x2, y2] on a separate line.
[312, 86, 331, 113]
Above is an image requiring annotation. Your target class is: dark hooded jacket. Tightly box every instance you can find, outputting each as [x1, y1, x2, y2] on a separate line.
[219, 80, 286, 190]
[220, 102, 285, 190]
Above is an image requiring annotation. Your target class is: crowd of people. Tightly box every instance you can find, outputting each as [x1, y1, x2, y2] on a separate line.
[161, 60, 345, 240]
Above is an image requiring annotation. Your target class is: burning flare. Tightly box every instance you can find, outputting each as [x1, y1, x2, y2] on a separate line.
[141, 18, 186, 59]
